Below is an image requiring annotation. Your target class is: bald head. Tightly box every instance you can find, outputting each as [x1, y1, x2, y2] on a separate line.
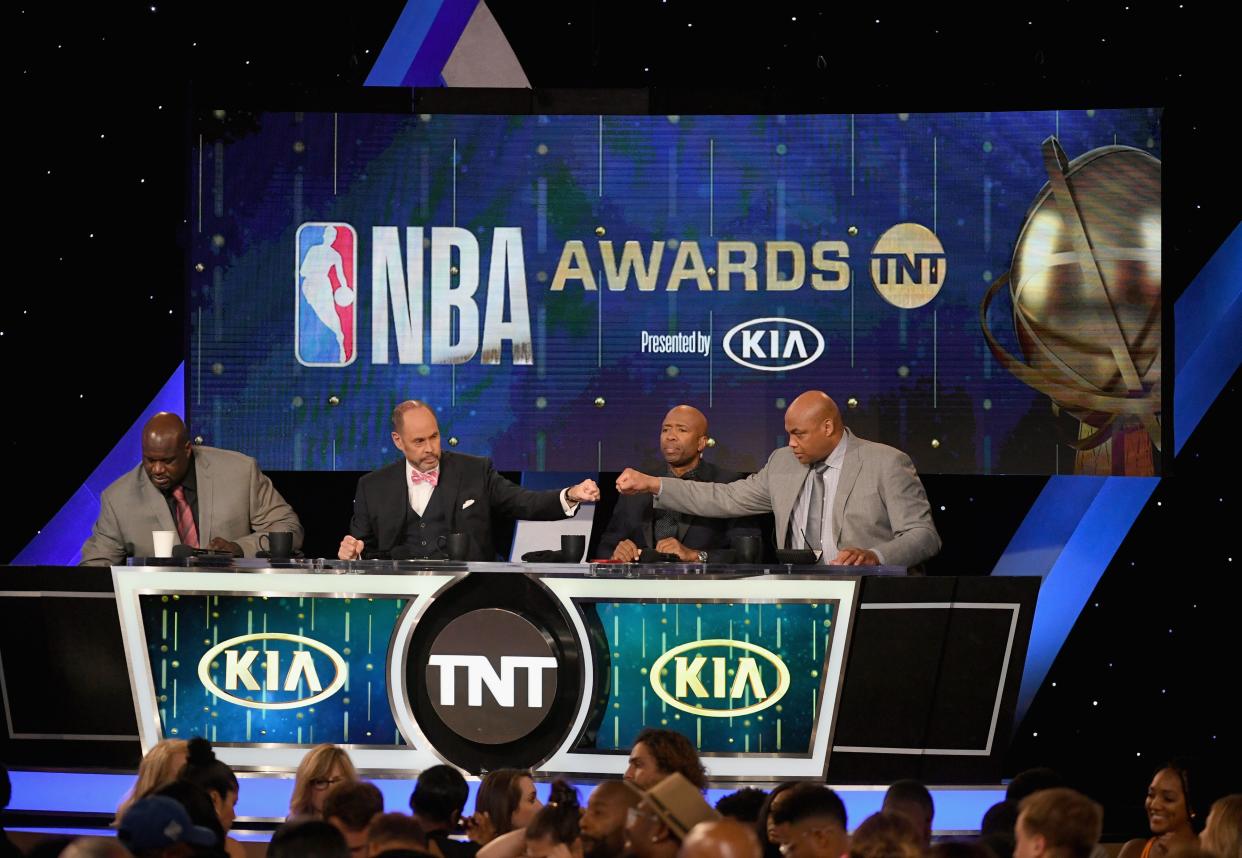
[140, 413, 192, 492]
[783, 391, 844, 465]
[679, 819, 762, 858]
[144, 412, 189, 446]
[661, 405, 709, 473]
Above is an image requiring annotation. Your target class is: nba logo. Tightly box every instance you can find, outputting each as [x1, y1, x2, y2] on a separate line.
[296, 222, 358, 367]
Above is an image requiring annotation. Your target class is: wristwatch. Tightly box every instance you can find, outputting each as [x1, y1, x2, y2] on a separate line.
[696, 550, 708, 563]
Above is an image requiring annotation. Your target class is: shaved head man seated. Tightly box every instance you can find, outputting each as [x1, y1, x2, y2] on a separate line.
[81, 412, 303, 565]
[617, 391, 939, 569]
[597, 405, 762, 563]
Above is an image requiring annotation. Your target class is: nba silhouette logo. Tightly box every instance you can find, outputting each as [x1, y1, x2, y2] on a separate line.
[296, 222, 358, 366]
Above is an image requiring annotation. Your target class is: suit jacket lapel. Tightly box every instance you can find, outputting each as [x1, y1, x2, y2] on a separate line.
[424, 451, 463, 528]
[775, 454, 809, 548]
[832, 432, 863, 544]
[138, 468, 177, 533]
[193, 453, 213, 545]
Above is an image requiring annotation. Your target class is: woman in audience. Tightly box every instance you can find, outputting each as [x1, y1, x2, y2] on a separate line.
[114, 738, 188, 821]
[289, 743, 360, 819]
[1119, 761, 1203, 858]
[179, 737, 245, 858]
[756, 782, 804, 858]
[469, 769, 544, 845]
[1199, 794, 1242, 858]
[523, 781, 582, 858]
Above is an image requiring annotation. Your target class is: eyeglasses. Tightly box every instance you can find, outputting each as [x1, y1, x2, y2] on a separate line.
[310, 776, 345, 791]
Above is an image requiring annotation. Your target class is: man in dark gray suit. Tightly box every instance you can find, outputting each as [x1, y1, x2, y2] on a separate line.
[596, 404, 760, 563]
[616, 391, 940, 569]
[80, 413, 303, 565]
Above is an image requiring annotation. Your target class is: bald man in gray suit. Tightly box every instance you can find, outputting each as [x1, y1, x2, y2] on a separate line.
[616, 391, 940, 569]
[80, 413, 303, 565]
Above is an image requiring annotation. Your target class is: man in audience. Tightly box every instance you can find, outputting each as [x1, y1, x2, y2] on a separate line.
[325, 781, 385, 856]
[882, 780, 935, 847]
[679, 819, 762, 858]
[368, 813, 430, 857]
[580, 781, 642, 858]
[410, 765, 479, 858]
[116, 795, 218, 858]
[769, 786, 849, 858]
[269, 819, 350, 858]
[715, 788, 769, 825]
[625, 728, 708, 791]
[1014, 788, 1103, 858]
[625, 773, 720, 858]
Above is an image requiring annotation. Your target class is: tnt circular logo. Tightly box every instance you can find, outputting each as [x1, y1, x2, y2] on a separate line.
[869, 223, 947, 309]
[425, 609, 558, 745]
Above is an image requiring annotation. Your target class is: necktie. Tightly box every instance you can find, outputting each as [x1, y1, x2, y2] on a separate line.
[803, 462, 830, 554]
[410, 469, 439, 487]
[654, 469, 695, 542]
[172, 485, 199, 549]
[653, 508, 679, 541]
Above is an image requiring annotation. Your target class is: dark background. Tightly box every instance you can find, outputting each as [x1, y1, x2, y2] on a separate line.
[8, 0, 1237, 838]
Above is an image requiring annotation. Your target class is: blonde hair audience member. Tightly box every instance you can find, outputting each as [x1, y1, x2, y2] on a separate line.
[290, 744, 360, 819]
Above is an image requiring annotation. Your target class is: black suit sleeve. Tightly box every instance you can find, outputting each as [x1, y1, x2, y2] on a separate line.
[484, 461, 570, 521]
[348, 475, 378, 551]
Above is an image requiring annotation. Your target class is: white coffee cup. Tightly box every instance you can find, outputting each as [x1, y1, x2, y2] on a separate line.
[152, 530, 177, 557]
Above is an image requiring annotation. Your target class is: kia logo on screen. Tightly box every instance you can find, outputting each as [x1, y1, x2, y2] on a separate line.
[197, 633, 348, 711]
[649, 638, 790, 717]
[722, 317, 825, 372]
[426, 608, 559, 745]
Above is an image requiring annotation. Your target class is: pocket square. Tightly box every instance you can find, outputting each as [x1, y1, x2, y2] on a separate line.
[462, 499, 476, 510]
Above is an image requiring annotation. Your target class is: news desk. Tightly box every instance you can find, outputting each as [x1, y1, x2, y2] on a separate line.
[1, 561, 1037, 787]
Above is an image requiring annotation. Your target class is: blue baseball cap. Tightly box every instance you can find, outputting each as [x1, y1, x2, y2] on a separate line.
[118, 795, 218, 851]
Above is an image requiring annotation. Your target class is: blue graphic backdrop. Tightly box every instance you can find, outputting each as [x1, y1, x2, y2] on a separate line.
[190, 110, 1161, 475]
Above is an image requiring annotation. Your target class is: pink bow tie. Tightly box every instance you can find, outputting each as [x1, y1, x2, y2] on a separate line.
[410, 468, 439, 487]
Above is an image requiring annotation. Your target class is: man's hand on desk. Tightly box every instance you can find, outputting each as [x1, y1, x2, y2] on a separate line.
[338, 535, 365, 561]
[830, 547, 879, 566]
[208, 538, 243, 557]
[656, 537, 699, 562]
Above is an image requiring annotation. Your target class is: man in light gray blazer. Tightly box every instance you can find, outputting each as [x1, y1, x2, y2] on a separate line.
[616, 391, 940, 569]
[80, 413, 303, 565]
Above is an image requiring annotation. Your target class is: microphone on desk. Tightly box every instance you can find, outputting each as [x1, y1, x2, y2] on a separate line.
[171, 545, 237, 559]
[779, 512, 824, 566]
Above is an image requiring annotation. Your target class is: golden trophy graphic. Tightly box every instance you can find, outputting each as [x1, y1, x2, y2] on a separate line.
[981, 137, 1161, 475]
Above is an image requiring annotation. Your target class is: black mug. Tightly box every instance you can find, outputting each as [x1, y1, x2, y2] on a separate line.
[733, 534, 761, 564]
[445, 532, 471, 561]
[561, 534, 587, 563]
[261, 531, 294, 558]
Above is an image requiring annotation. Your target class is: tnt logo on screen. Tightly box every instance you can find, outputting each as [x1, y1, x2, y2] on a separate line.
[296, 222, 358, 367]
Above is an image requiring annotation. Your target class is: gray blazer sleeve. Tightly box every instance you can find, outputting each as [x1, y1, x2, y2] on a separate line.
[654, 458, 774, 518]
[79, 492, 128, 566]
[232, 459, 305, 557]
[868, 450, 941, 568]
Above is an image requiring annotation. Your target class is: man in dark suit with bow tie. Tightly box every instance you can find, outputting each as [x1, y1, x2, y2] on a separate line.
[338, 400, 600, 561]
[596, 405, 761, 563]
